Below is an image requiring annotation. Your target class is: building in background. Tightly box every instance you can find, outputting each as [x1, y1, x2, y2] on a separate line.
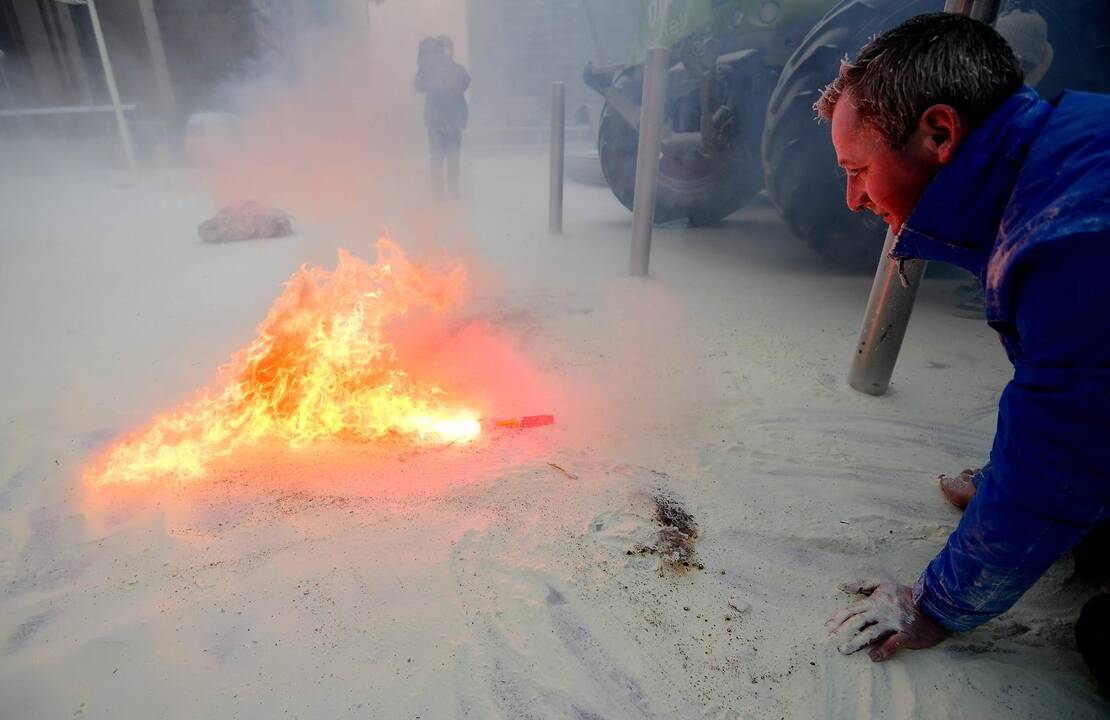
[0, 0, 366, 151]
[0, 0, 642, 158]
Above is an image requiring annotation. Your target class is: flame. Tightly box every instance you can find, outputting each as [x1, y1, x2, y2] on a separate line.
[88, 235, 482, 486]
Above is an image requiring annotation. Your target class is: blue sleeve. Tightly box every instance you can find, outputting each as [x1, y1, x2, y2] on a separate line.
[914, 233, 1110, 632]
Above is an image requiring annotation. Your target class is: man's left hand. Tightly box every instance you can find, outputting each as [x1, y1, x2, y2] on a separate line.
[824, 578, 951, 661]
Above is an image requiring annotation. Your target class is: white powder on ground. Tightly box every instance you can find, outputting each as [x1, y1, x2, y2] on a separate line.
[0, 157, 1104, 718]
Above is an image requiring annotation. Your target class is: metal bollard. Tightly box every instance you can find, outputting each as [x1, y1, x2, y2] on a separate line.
[848, 230, 927, 395]
[847, 0, 1001, 395]
[629, 47, 669, 277]
[549, 81, 565, 234]
[0, 52, 10, 104]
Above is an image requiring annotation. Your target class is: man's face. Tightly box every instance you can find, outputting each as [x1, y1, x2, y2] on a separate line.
[830, 94, 941, 235]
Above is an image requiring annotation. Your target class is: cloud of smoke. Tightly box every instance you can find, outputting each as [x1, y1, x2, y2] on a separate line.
[190, 23, 420, 247]
[187, 1, 467, 244]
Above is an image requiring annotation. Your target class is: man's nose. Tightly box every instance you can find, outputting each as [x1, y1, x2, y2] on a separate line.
[845, 176, 868, 213]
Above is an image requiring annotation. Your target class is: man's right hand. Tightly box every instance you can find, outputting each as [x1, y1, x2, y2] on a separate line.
[825, 578, 952, 662]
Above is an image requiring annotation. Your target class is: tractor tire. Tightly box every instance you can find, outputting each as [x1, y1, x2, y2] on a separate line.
[598, 67, 766, 226]
[762, 0, 941, 269]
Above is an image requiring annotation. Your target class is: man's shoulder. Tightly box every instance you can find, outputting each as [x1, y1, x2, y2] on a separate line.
[1050, 88, 1110, 112]
[985, 91, 1110, 319]
[1029, 89, 1110, 166]
[1005, 90, 1110, 236]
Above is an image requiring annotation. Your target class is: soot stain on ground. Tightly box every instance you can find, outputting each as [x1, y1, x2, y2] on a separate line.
[628, 488, 701, 574]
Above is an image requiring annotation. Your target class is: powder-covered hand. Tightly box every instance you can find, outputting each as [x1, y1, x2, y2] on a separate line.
[824, 578, 951, 662]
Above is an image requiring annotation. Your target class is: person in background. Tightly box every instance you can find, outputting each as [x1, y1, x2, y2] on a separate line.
[414, 35, 471, 200]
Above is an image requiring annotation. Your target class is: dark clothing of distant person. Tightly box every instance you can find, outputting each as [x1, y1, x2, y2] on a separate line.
[414, 44, 470, 199]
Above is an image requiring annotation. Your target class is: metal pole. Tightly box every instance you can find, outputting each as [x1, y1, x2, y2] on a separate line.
[0, 53, 11, 108]
[86, 0, 138, 174]
[137, 0, 177, 123]
[629, 47, 668, 277]
[848, 230, 927, 395]
[847, 0, 1001, 395]
[56, 4, 93, 104]
[968, 0, 1002, 24]
[549, 81, 565, 234]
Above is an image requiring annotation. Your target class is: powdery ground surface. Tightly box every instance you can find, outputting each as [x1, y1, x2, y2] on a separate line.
[1, 155, 1106, 719]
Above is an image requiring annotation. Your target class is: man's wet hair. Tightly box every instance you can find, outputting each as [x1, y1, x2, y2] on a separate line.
[816, 13, 1024, 148]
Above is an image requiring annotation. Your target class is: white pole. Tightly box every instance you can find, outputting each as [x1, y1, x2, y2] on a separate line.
[86, 0, 138, 173]
[629, 47, 668, 277]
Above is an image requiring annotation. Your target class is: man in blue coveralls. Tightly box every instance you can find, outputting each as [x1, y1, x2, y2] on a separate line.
[815, 13, 1109, 688]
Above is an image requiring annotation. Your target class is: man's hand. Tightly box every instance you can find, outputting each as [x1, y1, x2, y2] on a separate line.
[824, 578, 951, 661]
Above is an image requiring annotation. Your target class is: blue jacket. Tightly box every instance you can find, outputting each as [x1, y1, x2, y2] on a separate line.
[892, 86, 1110, 632]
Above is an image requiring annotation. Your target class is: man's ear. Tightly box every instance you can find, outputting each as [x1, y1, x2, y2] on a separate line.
[917, 104, 963, 164]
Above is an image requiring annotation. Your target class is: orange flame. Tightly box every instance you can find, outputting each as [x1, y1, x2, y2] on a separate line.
[88, 235, 481, 486]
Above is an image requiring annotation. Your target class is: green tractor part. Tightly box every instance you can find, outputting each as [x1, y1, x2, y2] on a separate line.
[585, 0, 833, 228]
[634, 0, 829, 64]
[584, 0, 1110, 266]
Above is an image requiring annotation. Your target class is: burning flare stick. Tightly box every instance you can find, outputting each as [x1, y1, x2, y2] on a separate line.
[488, 415, 555, 429]
[88, 235, 482, 486]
